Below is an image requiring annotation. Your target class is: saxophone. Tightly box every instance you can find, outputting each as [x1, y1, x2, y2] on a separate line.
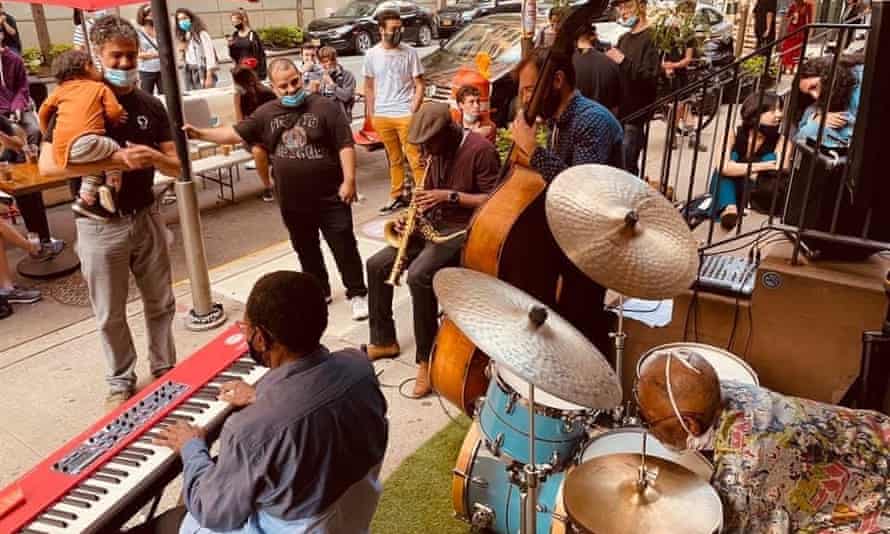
[383, 156, 467, 286]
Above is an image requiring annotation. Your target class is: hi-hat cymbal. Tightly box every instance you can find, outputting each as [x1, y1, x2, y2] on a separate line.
[432, 267, 622, 409]
[546, 164, 699, 300]
[564, 453, 723, 534]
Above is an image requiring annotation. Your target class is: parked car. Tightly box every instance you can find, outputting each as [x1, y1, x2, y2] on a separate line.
[434, 0, 522, 37]
[422, 14, 528, 127]
[305, 0, 436, 55]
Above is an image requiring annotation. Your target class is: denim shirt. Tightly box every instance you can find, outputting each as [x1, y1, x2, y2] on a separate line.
[176, 346, 388, 533]
[530, 91, 624, 183]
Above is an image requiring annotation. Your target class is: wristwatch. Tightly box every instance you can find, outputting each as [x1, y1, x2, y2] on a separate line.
[449, 191, 460, 204]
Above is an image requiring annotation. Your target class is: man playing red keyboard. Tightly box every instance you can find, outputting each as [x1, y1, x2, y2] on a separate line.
[130, 271, 388, 534]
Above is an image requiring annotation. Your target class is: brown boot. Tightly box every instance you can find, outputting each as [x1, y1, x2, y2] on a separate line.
[364, 342, 400, 361]
[412, 362, 432, 398]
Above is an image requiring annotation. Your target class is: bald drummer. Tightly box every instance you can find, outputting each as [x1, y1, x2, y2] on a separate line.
[635, 351, 890, 533]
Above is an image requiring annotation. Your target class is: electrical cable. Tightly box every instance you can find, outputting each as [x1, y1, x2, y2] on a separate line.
[375, 365, 468, 428]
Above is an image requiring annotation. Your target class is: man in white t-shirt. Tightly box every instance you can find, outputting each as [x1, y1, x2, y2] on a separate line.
[363, 9, 425, 213]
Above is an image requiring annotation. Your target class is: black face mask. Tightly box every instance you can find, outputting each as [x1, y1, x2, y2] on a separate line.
[234, 22, 244, 30]
[247, 329, 267, 367]
[758, 124, 780, 139]
[383, 28, 402, 46]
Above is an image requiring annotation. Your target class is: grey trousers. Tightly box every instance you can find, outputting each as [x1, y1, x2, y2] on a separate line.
[75, 207, 176, 393]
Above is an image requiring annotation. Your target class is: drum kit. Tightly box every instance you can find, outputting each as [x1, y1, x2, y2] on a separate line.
[434, 165, 761, 533]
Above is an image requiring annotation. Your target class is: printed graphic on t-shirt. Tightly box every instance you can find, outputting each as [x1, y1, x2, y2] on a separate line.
[272, 113, 326, 160]
[383, 54, 410, 79]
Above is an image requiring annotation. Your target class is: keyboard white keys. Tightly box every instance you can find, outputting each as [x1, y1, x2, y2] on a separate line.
[19, 360, 268, 534]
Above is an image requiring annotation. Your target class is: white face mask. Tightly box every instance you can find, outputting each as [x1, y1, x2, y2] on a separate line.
[660, 353, 710, 452]
[463, 111, 479, 124]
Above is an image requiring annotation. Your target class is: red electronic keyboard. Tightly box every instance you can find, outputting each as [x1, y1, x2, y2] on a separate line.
[0, 325, 269, 534]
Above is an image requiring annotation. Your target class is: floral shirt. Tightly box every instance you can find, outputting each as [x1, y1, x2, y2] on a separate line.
[708, 382, 890, 533]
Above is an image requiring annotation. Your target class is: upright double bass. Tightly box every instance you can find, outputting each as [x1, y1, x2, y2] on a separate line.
[429, 0, 611, 414]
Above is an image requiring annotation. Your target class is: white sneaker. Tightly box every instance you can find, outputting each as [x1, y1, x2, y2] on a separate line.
[351, 296, 369, 321]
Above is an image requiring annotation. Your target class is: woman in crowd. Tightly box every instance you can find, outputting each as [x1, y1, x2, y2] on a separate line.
[780, 0, 812, 74]
[136, 5, 162, 94]
[796, 54, 863, 149]
[228, 8, 267, 80]
[710, 92, 786, 230]
[232, 66, 275, 202]
[174, 8, 217, 91]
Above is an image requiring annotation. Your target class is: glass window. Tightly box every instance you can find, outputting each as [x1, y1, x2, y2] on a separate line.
[334, 1, 377, 17]
[442, 20, 523, 63]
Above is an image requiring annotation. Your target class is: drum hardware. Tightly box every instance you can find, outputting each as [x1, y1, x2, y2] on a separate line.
[471, 504, 495, 529]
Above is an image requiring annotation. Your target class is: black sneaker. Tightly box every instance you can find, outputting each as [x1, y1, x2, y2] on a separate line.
[379, 196, 409, 214]
[0, 285, 42, 304]
[0, 297, 12, 319]
[72, 198, 113, 221]
[260, 188, 275, 202]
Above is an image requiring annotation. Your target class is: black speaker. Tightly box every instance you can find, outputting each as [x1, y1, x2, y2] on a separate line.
[784, 142, 888, 260]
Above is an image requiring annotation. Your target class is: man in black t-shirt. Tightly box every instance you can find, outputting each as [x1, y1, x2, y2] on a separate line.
[609, 0, 660, 178]
[574, 24, 621, 115]
[38, 15, 181, 409]
[185, 58, 369, 321]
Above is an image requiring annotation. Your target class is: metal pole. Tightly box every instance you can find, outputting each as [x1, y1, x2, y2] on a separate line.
[522, 383, 539, 534]
[151, 0, 225, 331]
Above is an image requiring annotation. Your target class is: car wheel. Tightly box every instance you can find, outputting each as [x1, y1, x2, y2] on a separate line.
[416, 24, 432, 47]
[354, 31, 372, 55]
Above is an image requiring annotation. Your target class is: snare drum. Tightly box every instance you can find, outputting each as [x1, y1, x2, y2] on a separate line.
[479, 364, 590, 469]
[636, 342, 759, 386]
[453, 422, 567, 534]
[579, 426, 714, 480]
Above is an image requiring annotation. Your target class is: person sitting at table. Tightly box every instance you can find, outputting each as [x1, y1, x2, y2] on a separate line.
[232, 66, 275, 203]
[0, 216, 43, 306]
[0, 39, 40, 146]
[0, 114, 63, 257]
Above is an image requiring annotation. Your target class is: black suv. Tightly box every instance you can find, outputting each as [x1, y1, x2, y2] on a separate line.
[434, 0, 521, 38]
[306, 0, 436, 55]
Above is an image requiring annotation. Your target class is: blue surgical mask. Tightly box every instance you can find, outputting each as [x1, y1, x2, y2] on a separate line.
[619, 15, 639, 28]
[104, 67, 138, 88]
[281, 90, 306, 108]
[178, 19, 192, 32]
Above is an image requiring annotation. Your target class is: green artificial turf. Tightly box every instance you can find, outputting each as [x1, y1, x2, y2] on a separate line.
[371, 417, 474, 534]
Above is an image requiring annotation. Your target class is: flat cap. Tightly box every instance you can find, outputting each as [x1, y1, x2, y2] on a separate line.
[408, 102, 453, 145]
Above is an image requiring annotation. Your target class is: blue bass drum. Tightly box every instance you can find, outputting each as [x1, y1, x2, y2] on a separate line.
[478, 364, 591, 469]
[453, 423, 569, 534]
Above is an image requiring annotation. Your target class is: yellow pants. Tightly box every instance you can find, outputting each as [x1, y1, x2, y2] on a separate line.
[371, 115, 423, 199]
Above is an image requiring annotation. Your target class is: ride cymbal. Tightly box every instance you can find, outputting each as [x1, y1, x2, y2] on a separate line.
[564, 453, 723, 534]
[546, 164, 699, 300]
[432, 267, 621, 410]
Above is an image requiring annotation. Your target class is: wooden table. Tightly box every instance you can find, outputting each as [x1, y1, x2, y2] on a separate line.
[0, 163, 80, 279]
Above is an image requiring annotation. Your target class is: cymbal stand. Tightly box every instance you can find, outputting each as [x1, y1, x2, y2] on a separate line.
[635, 430, 658, 497]
[610, 295, 628, 423]
[520, 383, 540, 534]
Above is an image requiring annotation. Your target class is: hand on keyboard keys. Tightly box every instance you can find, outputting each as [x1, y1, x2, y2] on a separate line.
[219, 380, 257, 408]
[155, 421, 206, 453]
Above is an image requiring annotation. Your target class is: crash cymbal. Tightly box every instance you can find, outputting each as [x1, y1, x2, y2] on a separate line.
[564, 453, 723, 534]
[545, 164, 699, 300]
[432, 267, 621, 409]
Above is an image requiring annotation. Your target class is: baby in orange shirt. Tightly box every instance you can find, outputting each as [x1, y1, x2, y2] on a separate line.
[39, 50, 127, 221]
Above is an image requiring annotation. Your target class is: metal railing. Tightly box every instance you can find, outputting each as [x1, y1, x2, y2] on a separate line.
[620, 21, 880, 262]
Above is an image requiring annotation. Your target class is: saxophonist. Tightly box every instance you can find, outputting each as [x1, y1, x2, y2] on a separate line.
[365, 102, 501, 398]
